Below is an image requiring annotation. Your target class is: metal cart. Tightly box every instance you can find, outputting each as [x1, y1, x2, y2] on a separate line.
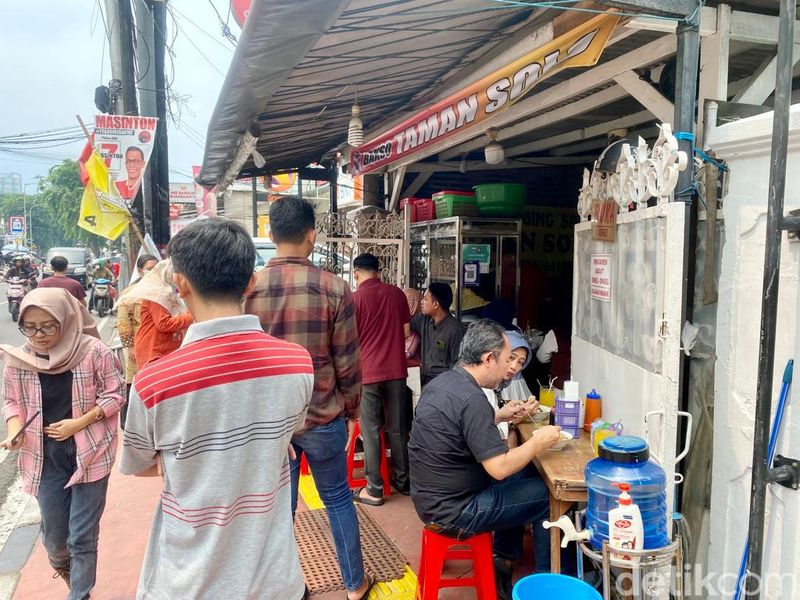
[408, 217, 522, 321]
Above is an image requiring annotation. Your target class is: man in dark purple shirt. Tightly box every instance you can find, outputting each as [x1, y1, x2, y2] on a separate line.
[38, 256, 86, 303]
[351, 253, 411, 504]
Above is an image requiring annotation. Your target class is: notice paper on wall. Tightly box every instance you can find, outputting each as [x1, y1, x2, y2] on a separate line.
[590, 254, 611, 302]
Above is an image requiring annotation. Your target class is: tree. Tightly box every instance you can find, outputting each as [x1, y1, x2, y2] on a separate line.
[0, 193, 62, 252]
[38, 159, 105, 253]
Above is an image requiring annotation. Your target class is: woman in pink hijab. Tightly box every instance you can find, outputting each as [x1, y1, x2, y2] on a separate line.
[403, 288, 422, 365]
[1, 288, 125, 600]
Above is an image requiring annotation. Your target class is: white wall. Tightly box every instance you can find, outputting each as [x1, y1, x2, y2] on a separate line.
[707, 106, 800, 600]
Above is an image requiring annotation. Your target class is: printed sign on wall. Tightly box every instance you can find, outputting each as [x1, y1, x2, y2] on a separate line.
[590, 254, 612, 302]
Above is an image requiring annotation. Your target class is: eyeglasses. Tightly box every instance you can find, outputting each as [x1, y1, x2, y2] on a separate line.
[19, 324, 59, 337]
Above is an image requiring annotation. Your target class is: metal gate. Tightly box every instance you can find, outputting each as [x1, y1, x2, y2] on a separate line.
[572, 125, 693, 521]
[314, 210, 407, 289]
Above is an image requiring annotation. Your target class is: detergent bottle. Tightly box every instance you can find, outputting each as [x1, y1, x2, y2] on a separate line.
[608, 483, 644, 562]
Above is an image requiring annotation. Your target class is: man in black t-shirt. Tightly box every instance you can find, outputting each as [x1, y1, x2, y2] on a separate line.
[408, 319, 561, 600]
[410, 282, 463, 386]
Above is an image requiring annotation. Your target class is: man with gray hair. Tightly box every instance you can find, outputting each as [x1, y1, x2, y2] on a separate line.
[408, 319, 561, 600]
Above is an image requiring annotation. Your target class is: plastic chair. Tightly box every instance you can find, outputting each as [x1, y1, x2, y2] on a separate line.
[416, 529, 496, 600]
[347, 420, 391, 498]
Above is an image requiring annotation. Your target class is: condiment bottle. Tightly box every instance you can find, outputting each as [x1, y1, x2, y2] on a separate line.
[584, 389, 602, 432]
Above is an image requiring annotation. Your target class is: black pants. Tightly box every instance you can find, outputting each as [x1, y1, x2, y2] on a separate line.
[360, 379, 410, 496]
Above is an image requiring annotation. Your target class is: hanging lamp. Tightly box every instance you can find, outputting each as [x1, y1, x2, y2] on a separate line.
[484, 129, 504, 165]
[347, 87, 364, 147]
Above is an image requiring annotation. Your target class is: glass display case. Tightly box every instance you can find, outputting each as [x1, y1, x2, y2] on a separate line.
[409, 217, 522, 322]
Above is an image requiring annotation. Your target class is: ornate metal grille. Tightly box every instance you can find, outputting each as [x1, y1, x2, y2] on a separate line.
[314, 211, 407, 289]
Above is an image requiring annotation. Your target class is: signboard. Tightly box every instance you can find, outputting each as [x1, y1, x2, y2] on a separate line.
[169, 182, 198, 232]
[462, 244, 491, 273]
[463, 262, 480, 287]
[591, 199, 618, 241]
[93, 114, 158, 204]
[520, 206, 578, 278]
[350, 13, 620, 175]
[590, 254, 612, 302]
[9, 216, 24, 235]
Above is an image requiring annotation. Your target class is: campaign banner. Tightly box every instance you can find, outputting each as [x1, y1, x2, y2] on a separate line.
[169, 182, 197, 228]
[93, 114, 158, 203]
[350, 12, 620, 176]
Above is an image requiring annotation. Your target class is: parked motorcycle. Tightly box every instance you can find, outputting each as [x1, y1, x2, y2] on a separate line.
[92, 278, 114, 318]
[6, 276, 29, 322]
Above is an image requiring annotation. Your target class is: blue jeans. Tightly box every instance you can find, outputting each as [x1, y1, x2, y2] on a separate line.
[441, 468, 552, 573]
[290, 416, 366, 592]
[36, 438, 110, 600]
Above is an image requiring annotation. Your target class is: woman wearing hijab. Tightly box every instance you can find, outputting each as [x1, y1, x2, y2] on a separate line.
[482, 330, 538, 447]
[0, 288, 125, 600]
[129, 260, 193, 369]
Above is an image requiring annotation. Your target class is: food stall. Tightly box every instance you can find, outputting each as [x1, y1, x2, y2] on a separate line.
[409, 216, 521, 322]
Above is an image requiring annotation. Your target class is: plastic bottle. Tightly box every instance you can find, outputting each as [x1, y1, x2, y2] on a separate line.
[584, 389, 602, 431]
[584, 436, 668, 550]
[608, 482, 644, 562]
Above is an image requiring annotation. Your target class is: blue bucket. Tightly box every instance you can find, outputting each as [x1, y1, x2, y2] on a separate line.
[512, 574, 602, 600]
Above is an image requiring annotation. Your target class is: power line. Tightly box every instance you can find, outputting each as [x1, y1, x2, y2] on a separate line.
[169, 5, 235, 53]
[205, 0, 237, 46]
[169, 15, 226, 77]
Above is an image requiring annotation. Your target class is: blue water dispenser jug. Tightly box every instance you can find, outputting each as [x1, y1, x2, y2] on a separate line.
[584, 435, 669, 550]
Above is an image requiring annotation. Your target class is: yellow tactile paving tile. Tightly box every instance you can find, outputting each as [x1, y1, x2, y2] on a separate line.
[299, 474, 419, 599]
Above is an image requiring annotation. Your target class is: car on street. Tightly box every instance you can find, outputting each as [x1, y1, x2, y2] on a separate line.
[42, 247, 92, 288]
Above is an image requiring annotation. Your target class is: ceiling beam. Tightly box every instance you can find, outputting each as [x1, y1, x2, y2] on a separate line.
[439, 84, 630, 160]
[623, 5, 717, 35]
[400, 171, 433, 198]
[613, 70, 675, 123]
[604, 0, 701, 18]
[729, 10, 800, 45]
[505, 110, 656, 156]
[549, 125, 662, 156]
[404, 157, 592, 174]
[732, 44, 800, 105]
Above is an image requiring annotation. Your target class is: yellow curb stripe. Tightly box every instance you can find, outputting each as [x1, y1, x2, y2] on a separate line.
[298, 473, 325, 510]
[298, 474, 419, 599]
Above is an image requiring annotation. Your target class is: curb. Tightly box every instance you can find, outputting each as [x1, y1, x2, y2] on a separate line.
[0, 488, 40, 600]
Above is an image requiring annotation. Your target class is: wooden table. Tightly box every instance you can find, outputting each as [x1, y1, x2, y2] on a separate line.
[517, 422, 596, 573]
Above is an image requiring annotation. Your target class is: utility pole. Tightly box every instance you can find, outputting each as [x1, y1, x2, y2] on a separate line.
[103, 0, 125, 113]
[150, 0, 170, 246]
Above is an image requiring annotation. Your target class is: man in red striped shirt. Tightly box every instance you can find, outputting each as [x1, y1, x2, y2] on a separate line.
[120, 219, 313, 600]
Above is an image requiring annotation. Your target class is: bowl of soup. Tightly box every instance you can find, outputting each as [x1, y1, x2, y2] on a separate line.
[549, 430, 574, 451]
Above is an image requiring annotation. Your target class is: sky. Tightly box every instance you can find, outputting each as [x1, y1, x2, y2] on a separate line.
[0, 0, 236, 189]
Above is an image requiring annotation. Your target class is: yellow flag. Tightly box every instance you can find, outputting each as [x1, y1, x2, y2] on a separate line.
[78, 151, 131, 241]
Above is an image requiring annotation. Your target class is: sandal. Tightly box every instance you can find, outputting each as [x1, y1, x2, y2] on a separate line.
[346, 573, 376, 600]
[351, 487, 384, 507]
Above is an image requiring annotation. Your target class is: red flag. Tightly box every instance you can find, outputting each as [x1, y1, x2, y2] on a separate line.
[78, 136, 95, 186]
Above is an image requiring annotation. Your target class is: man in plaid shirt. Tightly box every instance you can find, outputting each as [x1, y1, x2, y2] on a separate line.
[245, 196, 374, 600]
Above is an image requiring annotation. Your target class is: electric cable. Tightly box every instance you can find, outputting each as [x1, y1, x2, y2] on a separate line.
[169, 5, 235, 53]
[205, 0, 237, 45]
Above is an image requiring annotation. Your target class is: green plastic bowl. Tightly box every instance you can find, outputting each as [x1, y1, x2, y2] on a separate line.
[474, 183, 527, 217]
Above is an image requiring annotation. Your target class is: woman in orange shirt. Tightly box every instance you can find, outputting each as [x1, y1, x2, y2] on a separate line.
[129, 261, 193, 369]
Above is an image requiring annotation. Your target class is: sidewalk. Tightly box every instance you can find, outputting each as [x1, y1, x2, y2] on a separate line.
[9, 457, 426, 600]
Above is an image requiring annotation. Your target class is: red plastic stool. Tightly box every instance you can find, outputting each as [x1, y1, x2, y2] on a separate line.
[347, 420, 391, 498]
[416, 529, 496, 600]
